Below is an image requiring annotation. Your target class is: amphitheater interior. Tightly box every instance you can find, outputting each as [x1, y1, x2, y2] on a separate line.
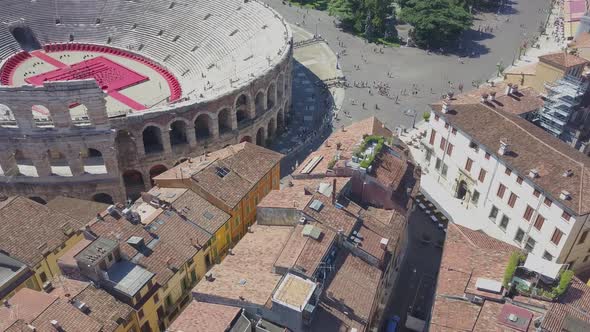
[0, 0, 293, 204]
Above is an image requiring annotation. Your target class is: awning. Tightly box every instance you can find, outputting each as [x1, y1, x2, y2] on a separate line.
[523, 253, 563, 280]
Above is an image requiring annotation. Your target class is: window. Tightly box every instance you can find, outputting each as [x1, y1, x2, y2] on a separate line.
[478, 169, 487, 183]
[568, 260, 576, 269]
[508, 193, 518, 208]
[489, 206, 499, 221]
[579, 230, 589, 245]
[147, 280, 153, 289]
[429, 129, 436, 145]
[562, 211, 571, 221]
[523, 205, 534, 221]
[544, 197, 552, 207]
[444, 122, 449, 129]
[451, 128, 457, 135]
[138, 309, 144, 319]
[497, 184, 506, 199]
[469, 141, 478, 150]
[446, 143, 453, 156]
[435, 158, 442, 170]
[505, 167, 512, 176]
[551, 228, 564, 246]
[485, 152, 490, 160]
[472, 190, 480, 205]
[154, 293, 159, 303]
[514, 228, 525, 243]
[465, 158, 473, 172]
[441, 163, 448, 178]
[425, 149, 432, 162]
[40, 272, 47, 283]
[134, 293, 141, 304]
[534, 214, 545, 231]
[516, 176, 523, 184]
[499, 215, 509, 230]
[525, 236, 536, 252]
[543, 251, 553, 261]
[533, 189, 541, 198]
[440, 137, 447, 151]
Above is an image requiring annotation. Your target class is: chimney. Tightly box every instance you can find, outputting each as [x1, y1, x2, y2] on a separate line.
[498, 139, 510, 155]
[560, 190, 571, 200]
[3, 299, 9, 307]
[442, 100, 450, 114]
[489, 91, 496, 102]
[50, 320, 60, 330]
[528, 168, 539, 179]
[480, 92, 489, 103]
[332, 178, 337, 204]
[562, 169, 573, 177]
[511, 84, 519, 94]
[506, 83, 513, 95]
[379, 238, 389, 250]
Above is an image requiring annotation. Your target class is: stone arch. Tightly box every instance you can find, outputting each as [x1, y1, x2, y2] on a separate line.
[115, 130, 137, 160]
[28, 196, 47, 205]
[194, 113, 213, 139]
[235, 93, 252, 122]
[14, 149, 37, 177]
[255, 90, 266, 116]
[149, 164, 168, 186]
[68, 102, 90, 126]
[0, 104, 17, 128]
[92, 193, 114, 205]
[122, 169, 145, 201]
[82, 148, 106, 174]
[47, 149, 72, 176]
[267, 117, 276, 139]
[277, 108, 285, 129]
[267, 82, 276, 110]
[142, 125, 164, 154]
[277, 73, 285, 101]
[256, 127, 266, 146]
[218, 108, 232, 134]
[240, 136, 252, 143]
[169, 119, 188, 146]
[32, 105, 53, 128]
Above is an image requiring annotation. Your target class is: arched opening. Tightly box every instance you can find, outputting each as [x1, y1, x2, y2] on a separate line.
[267, 83, 276, 110]
[267, 118, 276, 140]
[92, 193, 114, 205]
[82, 148, 106, 174]
[235, 94, 249, 117]
[14, 150, 37, 177]
[277, 108, 284, 130]
[69, 103, 90, 126]
[169, 120, 188, 146]
[0, 104, 17, 128]
[194, 114, 211, 139]
[236, 109, 249, 126]
[10, 26, 42, 51]
[255, 91, 265, 116]
[122, 170, 145, 201]
[240, 136, 252, 143]
[28, 196, 47, 205]
[115, 130, 137, 160]
[48, 149, 72, 176]
[149, 164, 168, 186]
[277, 74, 284, 101]
[256, 127, 265, 146]
[32, 105, 53, 128]
[143, 126, 164, 154]
[218, 108, 232, 134]
[456, 180, 468, 200]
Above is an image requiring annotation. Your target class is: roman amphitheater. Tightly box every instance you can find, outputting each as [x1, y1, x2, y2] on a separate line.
[0, 0, 293, 204]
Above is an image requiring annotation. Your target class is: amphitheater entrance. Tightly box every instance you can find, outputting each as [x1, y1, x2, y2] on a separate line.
[256, 128, 265, 146]
[218, 109, 232, 135]
[143, 126, 164, 154]
[267, 118, 276, 139]
[115, 130, 137, 161]
[123, 170, 145, 201]
[169, 121, 188, 146]
[10, 25, 42, 52]
[82, 148, 107, 174]
[236, 94, 251, 126]
[92, 193, 114, 205]
[240, 136, 252, 143]
[149, 165, 168, 186]
[194, 114, 211, 140]
[28, 196, 46, 205]
[255, 92, 265, 116]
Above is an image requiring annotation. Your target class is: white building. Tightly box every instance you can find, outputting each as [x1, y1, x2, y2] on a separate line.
[418, 85, 590, 274]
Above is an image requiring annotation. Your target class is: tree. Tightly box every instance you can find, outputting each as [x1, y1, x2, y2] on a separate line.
[400, 0, 472, 48]
[365, 10, 375, 40]
[384, 5, 398, 41]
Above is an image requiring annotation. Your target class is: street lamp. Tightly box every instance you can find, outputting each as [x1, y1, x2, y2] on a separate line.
[404, 109, 417, 129]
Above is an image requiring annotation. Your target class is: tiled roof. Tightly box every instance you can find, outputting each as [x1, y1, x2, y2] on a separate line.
[0, 288, 56, 331]
[313, 251, 382, 332]
[541, 277, 590, 331]
[303, 194, 357, 236]
[167, 300, 241, 332]
[539, 52, 588, 69]
[72, 285, 133, 332]
[370, 147, 407, 188]
[355, 225, 387, 262]
[359, 207, 406, 252]
[47, 196, 109, 224]
[193, 224, 292, 306]
[431, 101, 590, 215]
[31, 298, 103, 332]
[166, 189, 230, 235]
[0, 196, 87, 267]
[293, 224, 336, 277]
[258, 185, 313, 209]
[88, 212, 153, 259]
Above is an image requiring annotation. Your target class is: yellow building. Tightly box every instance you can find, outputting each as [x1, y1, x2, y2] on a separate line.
[0, 196, 89, 300]
[504, 52, 588, 93]
[153, 142, 283, 261]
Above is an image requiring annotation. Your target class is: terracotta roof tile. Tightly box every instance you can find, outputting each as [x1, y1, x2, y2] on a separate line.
[539, 52, 588, 69]
[47, 196, 109, 224]
[31, 298, 102, 332]
[303, 194, 357, 236]
[72, 285, 133, 332]
[167, 301, 241, 332]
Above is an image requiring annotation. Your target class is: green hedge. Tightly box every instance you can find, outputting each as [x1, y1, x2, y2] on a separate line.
[357, 135, 385, 169]
[503, 251, 526, 288]
[552, 270, 574, 298]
